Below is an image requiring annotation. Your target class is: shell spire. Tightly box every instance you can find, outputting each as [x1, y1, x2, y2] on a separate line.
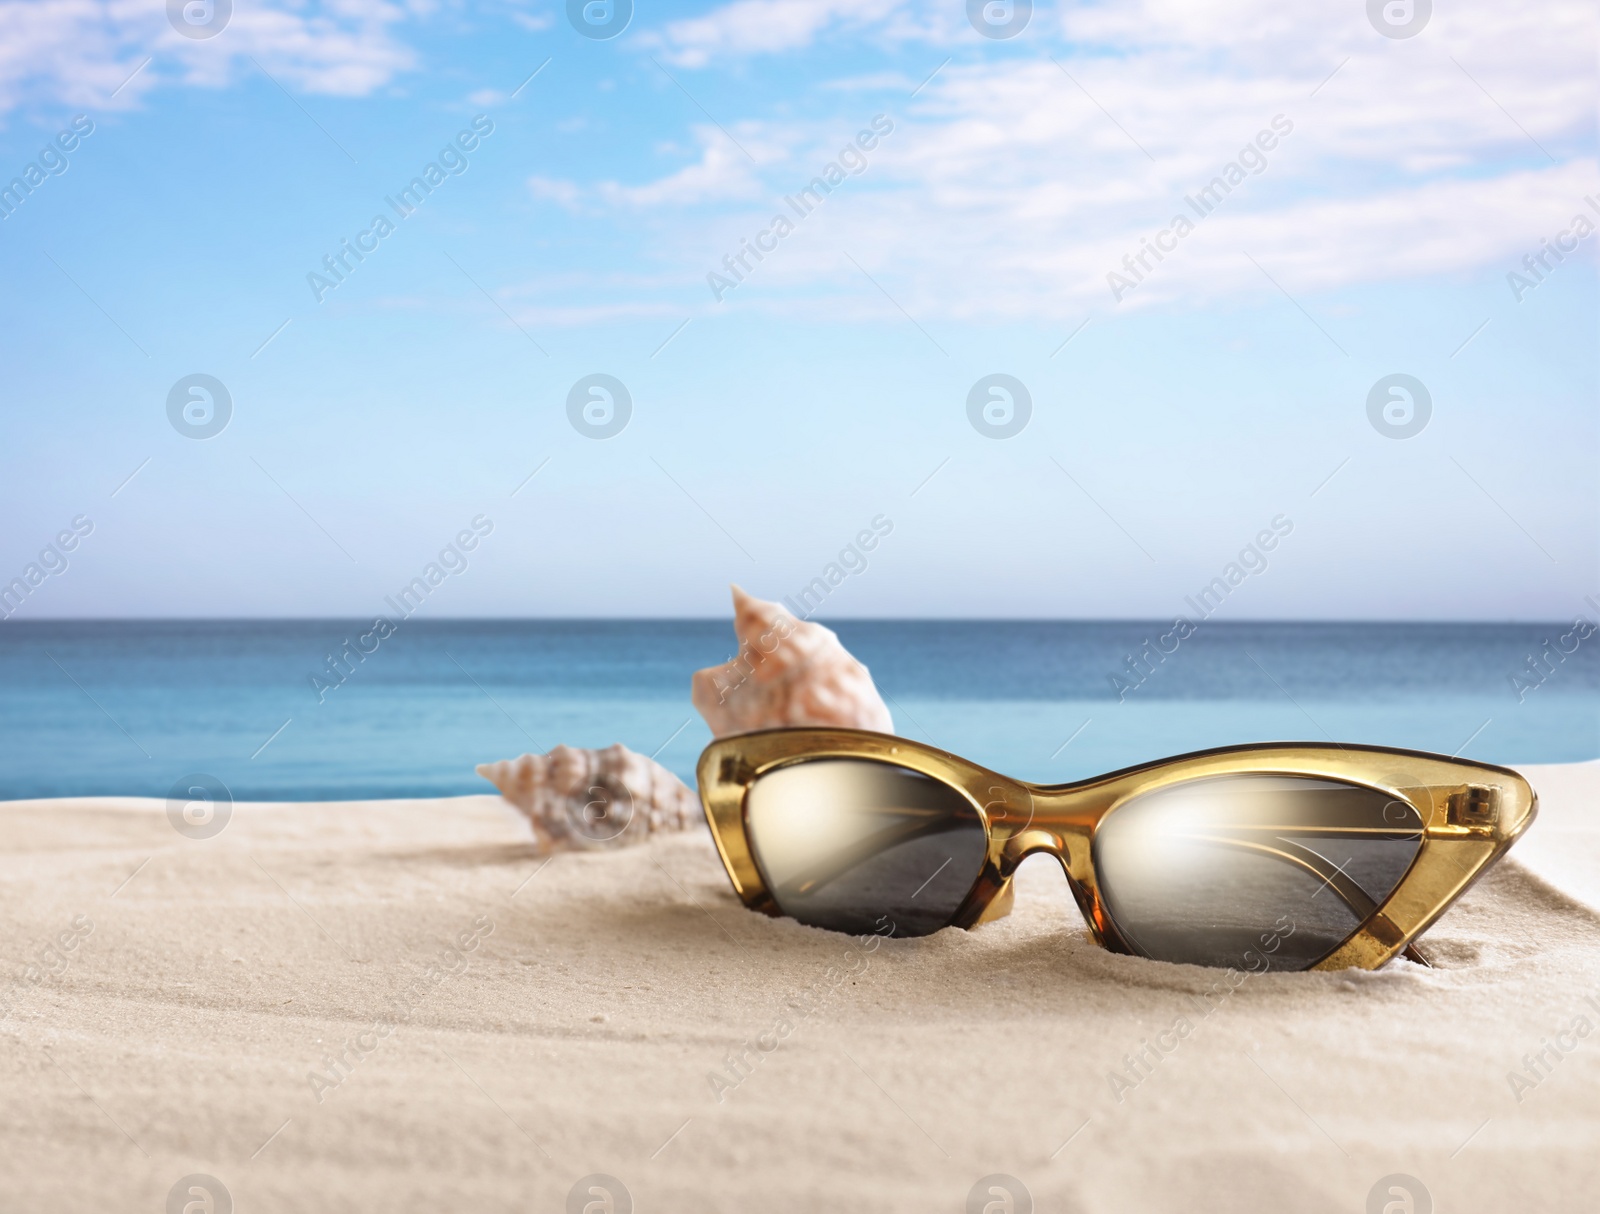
[691, 585, 894, 738]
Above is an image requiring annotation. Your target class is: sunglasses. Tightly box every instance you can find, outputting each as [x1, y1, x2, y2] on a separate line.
[696, 729, 1537, 972]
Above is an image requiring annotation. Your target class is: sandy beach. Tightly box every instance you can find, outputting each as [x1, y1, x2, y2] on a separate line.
[3, 762, 1598, 1212]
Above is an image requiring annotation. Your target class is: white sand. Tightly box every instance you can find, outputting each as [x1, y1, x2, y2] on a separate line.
[3, 763, 1599, 1212]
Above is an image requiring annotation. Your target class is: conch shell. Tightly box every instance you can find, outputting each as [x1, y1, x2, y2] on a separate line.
[691, 585, 894, 738]
[476, 743, 700, 851]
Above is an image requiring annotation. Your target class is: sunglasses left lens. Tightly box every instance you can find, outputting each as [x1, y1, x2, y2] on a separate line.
[745, 759, 988, 937]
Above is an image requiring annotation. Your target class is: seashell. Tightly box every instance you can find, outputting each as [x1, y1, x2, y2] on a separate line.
[691, 585, 894, 738]
[476, 743, 701, 851]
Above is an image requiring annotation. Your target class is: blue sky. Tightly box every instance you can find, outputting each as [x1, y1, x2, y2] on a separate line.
[0, 0, 1595, 619]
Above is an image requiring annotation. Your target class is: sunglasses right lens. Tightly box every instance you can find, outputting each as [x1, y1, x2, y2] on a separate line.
[1093, 774, 1424, 971]
[745, 759, 988, 937]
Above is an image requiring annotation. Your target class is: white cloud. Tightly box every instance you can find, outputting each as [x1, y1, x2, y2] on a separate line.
[494, 268, 704, 326]
[506, 9, 553, 33]
[8, 0, 1590, 323]
[821, 160, 1600, 321]
[509, 300, 690, 325]
[0, 0, 419, 116]
[528, 174, 584, 210]
[534, 122, 801, 211]
[598, 142, 759, 206]
[591, 0, 1598, 319]
[652, 0, 930, 68]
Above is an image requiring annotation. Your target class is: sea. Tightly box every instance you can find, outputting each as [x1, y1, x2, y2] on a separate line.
[0, 620, 1595, 802]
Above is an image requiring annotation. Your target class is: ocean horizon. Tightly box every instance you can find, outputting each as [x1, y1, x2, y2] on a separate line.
[2, 618, 1595, 802]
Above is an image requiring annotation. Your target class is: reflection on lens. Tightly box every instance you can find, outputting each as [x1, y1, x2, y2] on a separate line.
[1093, 774, 1423, 971]
[745, 759, 987, 937]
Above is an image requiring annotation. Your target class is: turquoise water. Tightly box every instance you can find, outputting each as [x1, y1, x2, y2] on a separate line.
[0, 620, 1595, 800]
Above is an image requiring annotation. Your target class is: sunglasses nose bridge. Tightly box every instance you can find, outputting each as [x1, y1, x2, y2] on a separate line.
[989, 786, 1097, 880]
[995, 824, 1076, 874]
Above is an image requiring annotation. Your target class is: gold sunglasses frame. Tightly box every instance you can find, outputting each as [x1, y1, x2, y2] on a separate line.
[696, 729, 1537, 971]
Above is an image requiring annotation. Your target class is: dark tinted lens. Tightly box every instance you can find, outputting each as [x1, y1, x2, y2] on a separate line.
[1093, 774, 1423, 971]
[745, 759, 988, 937]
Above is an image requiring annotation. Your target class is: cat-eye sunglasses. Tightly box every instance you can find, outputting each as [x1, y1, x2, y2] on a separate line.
[696, 729, 1536, 971]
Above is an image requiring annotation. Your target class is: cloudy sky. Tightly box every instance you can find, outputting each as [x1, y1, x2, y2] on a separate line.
[0, 0, 1594, 619]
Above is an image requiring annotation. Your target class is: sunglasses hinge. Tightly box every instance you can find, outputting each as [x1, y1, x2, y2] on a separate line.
[1446, 785, 1499, 828]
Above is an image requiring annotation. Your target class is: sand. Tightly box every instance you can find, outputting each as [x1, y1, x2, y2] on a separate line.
[2, 762, 1598, 1213]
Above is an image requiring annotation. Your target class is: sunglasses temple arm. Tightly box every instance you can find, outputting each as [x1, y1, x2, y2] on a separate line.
[1191, 832, 1430, 965]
